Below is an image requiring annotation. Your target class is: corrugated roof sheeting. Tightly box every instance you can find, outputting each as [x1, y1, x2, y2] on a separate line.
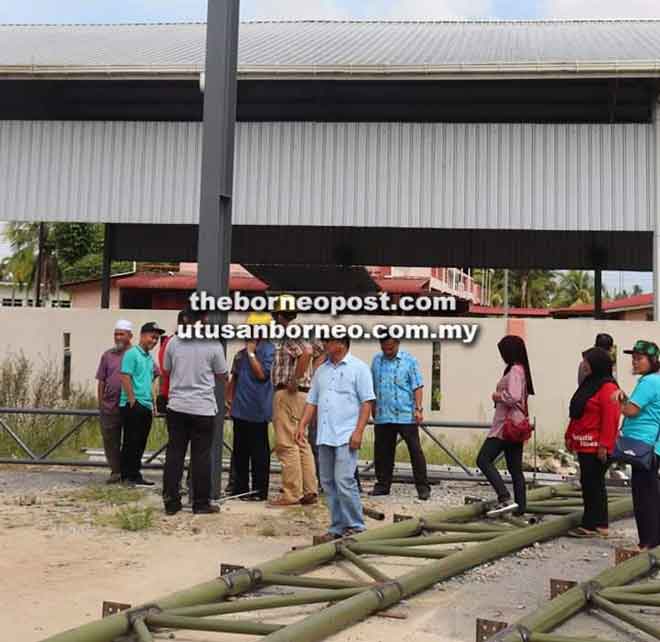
[0, 120, 655, 231]
[1, 20, 660, 72]
[0, 120, 202, 224]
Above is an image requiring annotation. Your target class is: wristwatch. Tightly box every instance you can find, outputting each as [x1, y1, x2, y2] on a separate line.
[415, 406, 423, 412]
[248, 352, 257, 359]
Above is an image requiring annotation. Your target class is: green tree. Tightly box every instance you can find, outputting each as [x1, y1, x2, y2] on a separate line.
[52, 223, 100, 265]
[553, 270, 594, 307]
[3, 223, 115, 293]
[4, 223, 60, 299]
[475, 269, 557, 308]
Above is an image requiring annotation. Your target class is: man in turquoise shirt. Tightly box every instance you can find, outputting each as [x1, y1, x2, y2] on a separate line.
[119, 322, 164, 486]
[370, 335, 430, 500]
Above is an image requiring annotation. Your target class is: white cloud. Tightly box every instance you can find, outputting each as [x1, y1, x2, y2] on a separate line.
[375, 0, 493, 19]
[542, 0, 660, 19]
[241, 0, 351, 20]
[242, 0, 494, 21]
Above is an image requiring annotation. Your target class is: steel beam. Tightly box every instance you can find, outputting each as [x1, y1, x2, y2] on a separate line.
[39, 485, 572, 642]
[366, 533, 500, 547]
[348, 543, 459, 560]
[591, 594, 660, 639]
[260, 498, 633, 642]
[497, 547, 660, 641]
[196, 0, 240, 500]
[261, 574, 371, 590]
[167, 588, 364, 617]
[338, 546, 391, 583]
[131, 618, 153, 642]
[144, 613, 283, 635]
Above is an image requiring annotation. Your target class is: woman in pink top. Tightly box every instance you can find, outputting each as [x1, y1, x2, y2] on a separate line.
[477, 335, 535, 515]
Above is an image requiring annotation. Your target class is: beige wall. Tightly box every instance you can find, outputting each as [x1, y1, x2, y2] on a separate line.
[618, 309, 651, 322]
[66, 282, 121, 309]
[0, 308, 654, 443]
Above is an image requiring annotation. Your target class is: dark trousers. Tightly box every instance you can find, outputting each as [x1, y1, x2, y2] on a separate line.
[163, 409, 214, 510]
[477, 437, 526, 512]
[120, 404, 152, 482]
[225, 449, 238, 493]
[631, 457, 660, 549]
[374, 423, 430, 493]
[233, 418, 271, 499]
[578, 452, 609, 530]
[309, 420, 362, 493]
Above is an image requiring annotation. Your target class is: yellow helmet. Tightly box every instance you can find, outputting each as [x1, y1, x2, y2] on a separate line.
[246, 311, 273, 326]
[272, 293, 297, 314]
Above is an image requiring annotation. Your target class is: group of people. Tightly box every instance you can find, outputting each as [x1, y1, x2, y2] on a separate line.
[95, 298, 432, 533]
[96, 306, 660, 550]
[480, 331, 660, 552]
[96, 311, 228, 514]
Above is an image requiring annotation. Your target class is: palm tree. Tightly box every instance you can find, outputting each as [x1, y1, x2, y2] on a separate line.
[474, 269, 557, 308]
[3, 223, 60, 305]
[553, 270, 594, 307]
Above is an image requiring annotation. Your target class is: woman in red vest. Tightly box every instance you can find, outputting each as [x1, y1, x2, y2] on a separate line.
[565, 347, 620, 538]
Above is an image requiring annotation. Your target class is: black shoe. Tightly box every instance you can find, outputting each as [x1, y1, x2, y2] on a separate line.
[134, 477, 155, 487]
[417, 488, 431, 501]
[368, 488, 390, 497]
[164, 503, 182, 516]
[193, 504, 220, 514]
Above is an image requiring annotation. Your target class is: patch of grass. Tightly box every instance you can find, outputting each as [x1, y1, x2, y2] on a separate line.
[258, 525, 277, 537]
[114, 504, 155, 531]
[74, 484, 145, 505]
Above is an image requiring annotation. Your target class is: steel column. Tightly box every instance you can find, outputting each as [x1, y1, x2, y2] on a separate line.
[100, 223, 112, 309]
[196, 0, 240, 500]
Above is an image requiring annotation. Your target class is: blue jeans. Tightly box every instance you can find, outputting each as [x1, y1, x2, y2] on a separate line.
[318, 444, 365, 536]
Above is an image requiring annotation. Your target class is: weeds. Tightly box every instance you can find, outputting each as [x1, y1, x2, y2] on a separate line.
[114, 505, 155, 531]
[258, 525, 277, 537]
[74, 484, 145, 505]
[0, 352, 168, 459]
[0, 353, 560, 470]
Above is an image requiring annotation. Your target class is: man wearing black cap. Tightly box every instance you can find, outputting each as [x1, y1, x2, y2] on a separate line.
[119, 321, 164, 486]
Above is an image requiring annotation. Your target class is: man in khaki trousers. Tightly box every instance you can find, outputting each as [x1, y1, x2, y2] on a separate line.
[268, 296, 324, 507]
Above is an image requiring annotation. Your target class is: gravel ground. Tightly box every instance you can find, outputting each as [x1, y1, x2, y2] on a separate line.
[0, 464, 646, 642]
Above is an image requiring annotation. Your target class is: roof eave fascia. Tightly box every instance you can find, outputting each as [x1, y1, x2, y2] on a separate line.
[3, 60, 660, 81]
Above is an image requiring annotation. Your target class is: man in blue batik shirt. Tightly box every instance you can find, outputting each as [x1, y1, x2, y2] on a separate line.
[296, 337, 375, 543]
[370, 334, 431, 500]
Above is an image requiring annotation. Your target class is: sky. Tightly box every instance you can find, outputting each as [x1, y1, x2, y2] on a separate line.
[0, 0, 658, 23]
[0, 0, 657, 293]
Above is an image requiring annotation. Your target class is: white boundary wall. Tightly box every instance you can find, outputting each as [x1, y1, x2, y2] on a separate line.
[1, 308, 654, 443]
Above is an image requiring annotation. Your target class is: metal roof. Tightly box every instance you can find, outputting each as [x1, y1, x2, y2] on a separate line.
[2, 119, 655, 232]
[3, 20, 660, 79]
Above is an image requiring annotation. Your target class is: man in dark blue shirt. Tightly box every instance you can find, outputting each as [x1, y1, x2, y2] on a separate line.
[227, 313, 275, 501]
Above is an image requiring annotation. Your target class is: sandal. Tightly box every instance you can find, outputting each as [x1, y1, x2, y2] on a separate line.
[567, 527, 599, 538]
[267, 496, 300, 508]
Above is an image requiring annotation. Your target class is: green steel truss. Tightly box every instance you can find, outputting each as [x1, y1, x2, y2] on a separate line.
[41, 484, 634, 642]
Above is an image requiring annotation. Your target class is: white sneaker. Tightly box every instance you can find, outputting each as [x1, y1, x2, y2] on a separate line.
[486, 500, 519, 517]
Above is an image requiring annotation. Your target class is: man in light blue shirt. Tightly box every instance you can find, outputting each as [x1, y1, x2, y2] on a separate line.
[371, 335, 430, 500]
[297, 337, 375, 542]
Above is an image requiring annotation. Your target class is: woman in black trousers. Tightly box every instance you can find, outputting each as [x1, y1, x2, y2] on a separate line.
[565, 347, 620, 537]
[613, 340, 660, 550]
[477, 335, 534, 515]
